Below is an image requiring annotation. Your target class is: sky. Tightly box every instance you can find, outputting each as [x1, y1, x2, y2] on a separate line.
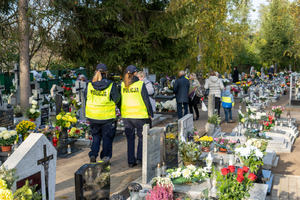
[249, 0, 269, 22]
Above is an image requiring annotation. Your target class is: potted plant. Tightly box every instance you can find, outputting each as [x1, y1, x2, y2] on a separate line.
[55, 111, 77, 141]
[68, 127, 84, 138]
[165, 132, 177, 149]
[26, 107, 40, 122]
[216, 166, 257, 200]
[166, 165, 208, 185]
[272, 106, 284, 119]
[14, 105, 23, 118]
[206, 114, 221, 135]
[194, 136, 213, 152]
[214, 138, 229, 153]
[16, 120, 36, 141]
[178, 142, 201, 166]
[0, 130, 17, 152]
[235, 145, 264, 173]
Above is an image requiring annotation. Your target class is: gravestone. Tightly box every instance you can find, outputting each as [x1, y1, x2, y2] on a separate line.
[164, 122, 178, 168]
[0, 107, 14, 128]
[73, 80, 86, 120]
[142, 124, 164, 184]
[3, 133, 57, 200]
[50, 85, 64, 114]
[75, 161, 110, 200]
[40, 106, 49, 126]
[0, 84, 5, 109]
[178, 114, 194, 142]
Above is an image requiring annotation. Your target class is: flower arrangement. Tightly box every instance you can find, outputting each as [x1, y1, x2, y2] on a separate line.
[178, 142, 201, 165]
[241, 82, 249, 92]
[194, 136, 213, 147]
[235, 145, 264, 173]
[26, 100, 40, 121]
[55, 111, 77, 129]
[69, 97, 82, 111]
[216, 166, 257, 200]
[165, 133, 176, 140]
[238, 110, 245, 123]
[16, 120, 36, 138]
[0, 130, 17, 146]
[246, 138, 268, 152]
[166, 165, 208, 184]
[272, 106, 284, 116]
[208, 114, 221, 126]
[68, 127, 84, 138]
[146, 185, 173, 200]
[151, 177, 174, 188]
[214, 138, 229, 149]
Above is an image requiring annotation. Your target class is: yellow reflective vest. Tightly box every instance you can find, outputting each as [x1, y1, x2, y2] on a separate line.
[121, 81, 148, 119]
[221, 96, 233, 108]
[85, 82, 116, 120]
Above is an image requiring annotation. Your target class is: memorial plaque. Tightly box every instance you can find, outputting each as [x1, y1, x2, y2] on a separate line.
[0, 109, 14, 128]
[75, 161, 110, 200]
[40, 107, 49, 126]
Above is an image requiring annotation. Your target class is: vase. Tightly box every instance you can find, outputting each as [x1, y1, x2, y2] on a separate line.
[219, 147, 227, 153]
[1, 146, 12, 152]
[202, 147, 210, 152]
[183, 161, 195, 166]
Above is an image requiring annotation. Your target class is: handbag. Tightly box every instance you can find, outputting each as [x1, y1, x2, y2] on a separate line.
[202, 101, 208, 111]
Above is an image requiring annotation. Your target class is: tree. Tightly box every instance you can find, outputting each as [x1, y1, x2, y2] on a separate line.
[259, 0, 294, 69]
[18, 0, 30, 109]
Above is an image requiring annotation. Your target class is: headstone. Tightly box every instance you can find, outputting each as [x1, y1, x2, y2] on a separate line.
[73, 80, 86, 120]
[0, 108, 14, 128]
[75, 161, 110, 200]
[3, 133, 57, 200]
[164, 122, 178, 168]
[142, 124, 164, 184]
[0, 84, 5, 109]
[40, 106, 50, 126]
[178, 114, 194, 142]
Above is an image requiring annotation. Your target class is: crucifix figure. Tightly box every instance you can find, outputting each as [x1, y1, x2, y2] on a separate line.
[33, 90, 44, 107]
[37, 145, 53, 200]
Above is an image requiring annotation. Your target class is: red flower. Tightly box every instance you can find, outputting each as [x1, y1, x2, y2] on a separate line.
[67, 87, 71, 91]
[242, 166, 249, 173]
[268, 115, 273, 122]
[248, 173, 257, 181]
[62, 86, 66, 89]
[75, 129, 80, 134]
[237, 168, 244, 176]
[228, 165, 235, 173]
[237, 174, 244, 183]
[221, 168, 229, 176]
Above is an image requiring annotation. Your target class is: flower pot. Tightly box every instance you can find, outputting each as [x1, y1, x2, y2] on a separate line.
[219, 147, 227, 153]
[202, 147, 210, 152]
[183, 161, 195, 166]
[1, 146, 12, 152]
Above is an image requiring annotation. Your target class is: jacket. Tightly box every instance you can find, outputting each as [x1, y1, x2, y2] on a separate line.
[121, 76, 154, 118]
[204, 76, 224, 98]
[221, 89, 234, 108]
[84, 79, 120, 124]
[173, 76, 190, 103]
[232, 69, 239, 83]
[144, 78, 156, 112]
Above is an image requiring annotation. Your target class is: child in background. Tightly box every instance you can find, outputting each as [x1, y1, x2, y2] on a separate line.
[221, 86, 234, 123]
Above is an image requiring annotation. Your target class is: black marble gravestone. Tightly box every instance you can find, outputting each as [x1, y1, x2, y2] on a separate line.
[75, 160, 110, 200]
[164, 122, 178, 169]
[40, 107, 49, 126]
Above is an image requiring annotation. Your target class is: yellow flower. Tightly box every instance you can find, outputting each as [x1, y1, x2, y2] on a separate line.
[25, 188, 32, 196]
[56, 115, 62, 120]
[0, 189, 13, 200]
[72, 117, 77, 123]
[241, 118, 245, 123]
[166, 133, 176, 139]
[0, 179, 7, 189]
[62, 117, 67, 121]
[65, 122, 71, 128]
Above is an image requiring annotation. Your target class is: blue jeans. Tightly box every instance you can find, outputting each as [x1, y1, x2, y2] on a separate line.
[177, 103, 188, 119]
[224, 108, 232, 122]
[124, 119, 149, 164]
[89, 122, 115, 159]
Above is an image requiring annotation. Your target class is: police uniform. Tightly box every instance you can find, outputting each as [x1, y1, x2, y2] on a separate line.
[121, 76, 153, 166]
[86, 78, 119, 160]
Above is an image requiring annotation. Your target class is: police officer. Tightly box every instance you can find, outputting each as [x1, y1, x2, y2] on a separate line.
[86, 64, 120, 162]
[121, 65, 153, 168]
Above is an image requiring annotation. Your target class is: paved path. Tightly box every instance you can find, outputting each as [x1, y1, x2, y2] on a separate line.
[269, 174, 300, 200]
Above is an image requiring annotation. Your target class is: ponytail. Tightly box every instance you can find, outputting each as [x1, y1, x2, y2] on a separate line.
[124, 73, 134, 88]
[92, 71, 102, 82]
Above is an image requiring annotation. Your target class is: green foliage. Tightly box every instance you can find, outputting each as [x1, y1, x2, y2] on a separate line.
[208, 114, 221, 126]
[178, 141, 201, 163]
[14, 181, 42, 200]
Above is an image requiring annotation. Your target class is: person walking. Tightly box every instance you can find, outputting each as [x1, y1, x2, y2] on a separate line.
[121, 65, 153, 168]
[137, 71, 156, 112]
[86, 64, 120, 163]
[174, 71, 190, 119]
[188, 73, 202, 120]
[204, 71, 224, 116]
[221, 86, 234, 123]
[232, 67, 239, 83]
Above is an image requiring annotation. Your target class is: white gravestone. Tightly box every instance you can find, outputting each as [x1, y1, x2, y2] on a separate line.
[178, 114, 194, 142]
[142, 124, 164, 184]
[3, 133, 57, 200]
[73, 80, 86, 120]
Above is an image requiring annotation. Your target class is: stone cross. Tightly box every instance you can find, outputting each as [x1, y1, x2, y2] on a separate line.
[32, 89, 44, 108]
[37, 144, 54, 200]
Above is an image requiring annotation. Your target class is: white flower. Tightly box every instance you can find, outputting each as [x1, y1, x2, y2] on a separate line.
[32, 105, 37, 109]
[3, 133, 11, 140]
[194, 170, 200, 176]
[0, 128, 7, 132]
[62, 100, 68, 104]
[9, 131, 17, 136]
[30, 109, 36, 114]
[172, 171, 181, 178]
[255, 149, 264, 158]
[31, 100, 38, 105]
[186, 165, 196, 172]
[182, 168, 192, 179]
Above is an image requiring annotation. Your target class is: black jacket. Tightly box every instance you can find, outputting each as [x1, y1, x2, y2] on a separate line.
[121, 76, 154, 118]
[173, 76, 190, 103]
[85, 79, 121, 124]
[232, 69, 239, 83]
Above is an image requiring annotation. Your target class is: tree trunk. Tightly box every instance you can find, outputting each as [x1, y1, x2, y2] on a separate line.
[18, 0, 30, 109]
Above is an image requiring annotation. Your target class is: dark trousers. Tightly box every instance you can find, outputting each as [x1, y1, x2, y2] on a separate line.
[189, 96, 200, 119]
[124, 119, 149, 164]
[224, 108, 232, 122]
[177, 103, 188, 119]
[215, 97, 221, 116]
[89, 122, 115, 159]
